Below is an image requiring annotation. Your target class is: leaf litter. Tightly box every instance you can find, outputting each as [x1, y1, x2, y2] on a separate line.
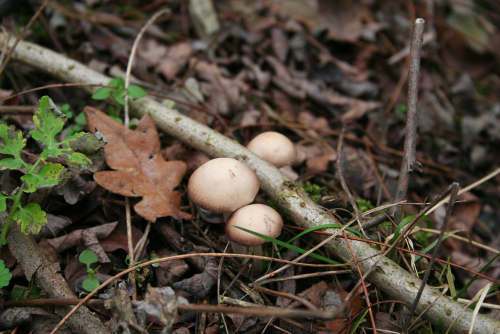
[1, 0, 500, 333]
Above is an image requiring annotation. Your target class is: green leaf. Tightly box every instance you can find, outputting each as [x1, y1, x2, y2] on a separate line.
[58, 150, 94, 172]
[114, 94, 125, 106]
[92, 88, 111, 100]
[232, 226, 342, 266]
[0, 124, 26, 160]
[28, 285, 42, 299]
[21, 163, 66, 193]
[79, 250, 98, 267]
[75, 112, 87, 125]
[11, 286, 27, 300]
[83, 277, 100, 292]
[128, 85, 146, 98]
[109, 77, 125, 89]
[0, 192, 13, 212]
[0, 260, 12, 288]
[13, 203, 47, 235]
[30, 96, 66, 153]
[63, 132, 106, 160]
[0, 158, 24, 170]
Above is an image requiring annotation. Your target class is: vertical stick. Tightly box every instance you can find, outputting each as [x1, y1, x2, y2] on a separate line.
[392, 18, 425, 224]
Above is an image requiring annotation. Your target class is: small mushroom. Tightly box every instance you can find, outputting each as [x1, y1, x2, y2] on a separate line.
[246, 131, 298, 168]
[188, 158, 260, 222]
[226, 204, 283, 276]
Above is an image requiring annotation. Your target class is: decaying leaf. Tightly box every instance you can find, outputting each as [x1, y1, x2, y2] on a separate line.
[84, 107, 192, 222]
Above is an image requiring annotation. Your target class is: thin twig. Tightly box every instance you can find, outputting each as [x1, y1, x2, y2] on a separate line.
[403, 182, 459, 332]
[336, 127, 366, 235]
[124, 8, 171, 127]
[0, 0, 50, 76]
[48, 253, 347, 334]
[391, 18, 425, 225]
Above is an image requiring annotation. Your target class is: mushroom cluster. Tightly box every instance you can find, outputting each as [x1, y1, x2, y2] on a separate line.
[187, 132, 296, 276]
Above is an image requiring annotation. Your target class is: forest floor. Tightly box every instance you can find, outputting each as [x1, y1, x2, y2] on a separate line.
[1, 0, 500, 333]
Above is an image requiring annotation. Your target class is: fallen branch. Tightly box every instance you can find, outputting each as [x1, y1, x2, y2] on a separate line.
[1, 34, 499, 333]
[0, 213, 110, 334]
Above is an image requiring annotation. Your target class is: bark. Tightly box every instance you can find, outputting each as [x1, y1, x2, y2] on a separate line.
[1, 34, 499, 334]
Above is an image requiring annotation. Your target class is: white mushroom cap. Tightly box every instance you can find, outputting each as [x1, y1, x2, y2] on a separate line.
[246, 132, 297, 168]
[188, 158, 260, 213]
[226, 204, 283, 246]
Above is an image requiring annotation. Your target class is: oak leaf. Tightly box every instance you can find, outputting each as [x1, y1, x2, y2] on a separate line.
[83, 107, 191, 222]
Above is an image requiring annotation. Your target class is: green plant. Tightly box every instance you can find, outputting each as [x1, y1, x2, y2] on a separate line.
[0, 96, 105, 246]
[91, 77, 146, 106]
[11, 278, 41, 300]
[356, 198, 374, 212]
[0, 260, 11, 288]
[301, 181, 327, 201]
[79, 250, 100, 293]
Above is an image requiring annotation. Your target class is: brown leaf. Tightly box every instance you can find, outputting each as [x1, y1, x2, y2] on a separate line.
[84, 107, 192, 222]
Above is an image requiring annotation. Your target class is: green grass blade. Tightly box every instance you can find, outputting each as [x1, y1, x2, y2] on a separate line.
[454, 253, 500, 300]
[232, 226, 342, 265]
[414, 230, 462, 262]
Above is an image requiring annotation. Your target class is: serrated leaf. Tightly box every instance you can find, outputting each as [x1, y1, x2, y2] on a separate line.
[0, 124, 26, 159]
[13, 202, 47, 235]
[0, 192, 12, 212]
[83, 278, 100, 292]
[79, 250, 98, 267]
[30, 96, 65, 152]
[0, 158, 23, 170]
[92, 88, 111, 100]
[58, 150, 93, 172]
[0, 260, 12, 288]
[63, 132, 106, 160]
[128, 85, 146, 98]
[21, 162, 66, 193]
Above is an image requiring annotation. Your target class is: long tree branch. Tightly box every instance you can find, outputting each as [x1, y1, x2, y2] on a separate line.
[1, 34, 499, 334]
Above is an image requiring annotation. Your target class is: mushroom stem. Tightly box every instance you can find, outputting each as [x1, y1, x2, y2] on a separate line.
[251, 245, 263, 277]
[230, 241, 248, 255]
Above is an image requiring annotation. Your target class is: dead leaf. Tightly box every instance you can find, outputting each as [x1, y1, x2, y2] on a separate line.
[47, 222, 118, 252]
[271, 28, 289, 62]
[172, 260, 218, 298]
[155, 250, 189, 286]
[318, 0, 363, 41]
[84, 107, 192, 222]
[158, 43, 193, 80]
[195, 60, 242, 116]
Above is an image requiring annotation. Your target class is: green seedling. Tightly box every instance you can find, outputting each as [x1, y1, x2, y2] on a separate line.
[91, 77, 146, 106]
[0, 96, 105, 247]
[11, 278, 41, 300]
[0, 260, 12, 288]
[79, 249, 100, 293]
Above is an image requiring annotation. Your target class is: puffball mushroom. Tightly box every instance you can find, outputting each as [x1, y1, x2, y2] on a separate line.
[226, 204, 283, 276]
[246, 131, 298, 168]
[187, 158, 260, 222]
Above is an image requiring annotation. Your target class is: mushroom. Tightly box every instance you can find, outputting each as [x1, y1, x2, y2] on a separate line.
[226, 204, 283, 276]
[188, 158, 260, 223]
[246, 131, 298, 168]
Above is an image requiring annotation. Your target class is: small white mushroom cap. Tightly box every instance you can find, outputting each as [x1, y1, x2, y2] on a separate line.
[226, 204, 283, 246]
[246, 132, 297, 168]
[188, 158, 260, 213]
